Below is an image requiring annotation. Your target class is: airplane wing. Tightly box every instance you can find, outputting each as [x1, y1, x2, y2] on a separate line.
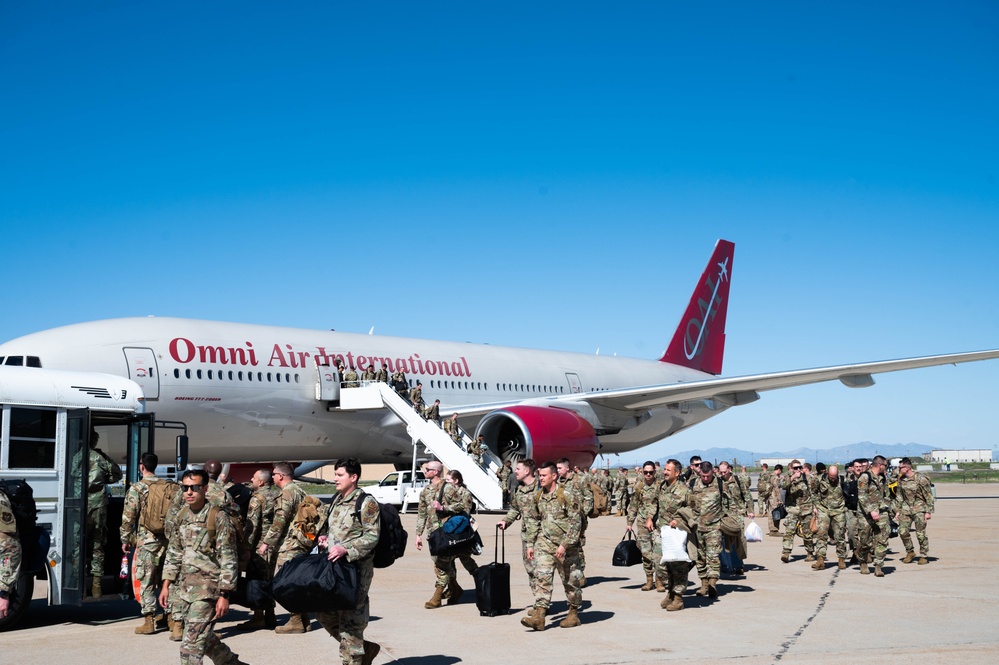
[449, 349, 999, 418]
[575, 349, 999, 412]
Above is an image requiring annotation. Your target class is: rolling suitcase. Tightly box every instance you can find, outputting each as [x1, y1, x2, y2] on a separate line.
[474, 525, 511, 616]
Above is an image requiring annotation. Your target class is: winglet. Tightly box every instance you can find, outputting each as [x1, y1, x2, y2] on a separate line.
[659, 239, 735, 375]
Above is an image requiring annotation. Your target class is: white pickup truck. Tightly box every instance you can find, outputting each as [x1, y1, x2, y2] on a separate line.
[365, 469, 429, 507]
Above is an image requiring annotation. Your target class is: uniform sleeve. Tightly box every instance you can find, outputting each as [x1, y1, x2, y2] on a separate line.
[262, 487, 293, 548]
[162, 515, 183, 582]
[120, 484, 141, 547]
[560, 501, 582, 549]
[415, 487, 429, 537]
[214, 513, 238, 593]
[857, 474, 875, 515]
[345, 496, 381, 562]
[0, 533, 22, 593]
[920, 476, 935, 514]
[244, 494, 262, 548]
[523, 495, 540, 546]
[440, 482, 464, 515]
[580, 479, 594, 515]
[626, 486, 640, 523]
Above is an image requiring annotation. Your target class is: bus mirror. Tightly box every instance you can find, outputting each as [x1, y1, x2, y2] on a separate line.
[176, 435, 189, 470]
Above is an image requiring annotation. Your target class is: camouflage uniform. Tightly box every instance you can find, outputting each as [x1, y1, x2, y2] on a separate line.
[813, 475, 848, 561]
[498, 464, 513, 507]
[857, 470, 890, 570]
[343, 368, 359, 388]
[162, 503, 242, 665]
[0, 491, 21, 597]
[374, 367, 389, 383]
[893, 472, 935, 559]
[689, 477, 724, 582]
[120, 476, 169, 616]
[415, 481, 464, 590]
[316, 488, 380, 665]
[627, 477, 660, 581]
[652, 478, 695, 600]
[424, 401, 441, 423]
[262, 480, 311, 571]
[501, 477, 541, 594]
[360, 367, 376, 382]
[768, 474, 785, 533]
[408, 384, 423, 408]
[757, 469, 773, 519]
[87, 446, 123, 581]
[465, 438, 484, 465]
[721, 474, 751, 566]
[454, 484, 479, 574]
[524, 485, 583, 612]
[244, 483, 281, 579]
[558, 471, 593, 575]
[612, 473, 628, 515]
[442, 417, 461, 444]
[780, 473, 814, 557]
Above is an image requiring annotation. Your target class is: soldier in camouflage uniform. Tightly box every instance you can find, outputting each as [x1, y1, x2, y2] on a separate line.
[424, 399, 441, 424]
[315, 458, 381, 665]
[498, 461, 513, 508]
[446, 470, 479, 577]
[650, 459, 695, 611]
[689, 461, 724, 598]
[120, 452, 171, 634]
[718, 461, 752, 575]
[258, 461, 312, 632]
[556, 458, 593, 585]
[627, 461, 665, 592]
[239, 468, 281, 630]
[0, 488, 21, 622]
[415, 461, 465, 609]
[856, 455, 891, 576]
[812, 465, 848, 570]
[893, 457, 935, 565]
[465, 435, 485, 465]
[86, 430, 123, 597]
[612, 468, 628, 516]
[442, 413, 462, 444]
[780, 460, 815, 562]
[159, 469, 246, 665]
[498, 459, 541, 601]
[374, 363, 389, 383]
[520, 461, 584, 631]
[360, 365, 376, 383]
[343, 366, 360, 388]
[757, 464, 772, 525]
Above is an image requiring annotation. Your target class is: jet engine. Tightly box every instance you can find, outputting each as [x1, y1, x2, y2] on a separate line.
[474, 405, 599, 469]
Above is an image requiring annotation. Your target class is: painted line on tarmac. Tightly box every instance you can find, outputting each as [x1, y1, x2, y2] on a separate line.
[772, 566, 840, 662]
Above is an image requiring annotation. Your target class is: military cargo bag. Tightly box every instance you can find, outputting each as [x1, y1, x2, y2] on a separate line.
[612, 530, 643, 567]
[270, 552, 359, 613]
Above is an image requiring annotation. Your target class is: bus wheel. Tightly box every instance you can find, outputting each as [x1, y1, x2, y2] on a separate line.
[0, 572, 34, 632]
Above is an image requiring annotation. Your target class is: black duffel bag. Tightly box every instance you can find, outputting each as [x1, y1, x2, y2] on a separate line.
[771, 505, 788, 525]
[428, 514, 480, 557]
[612, 530, 643, 567]
[232, 577, 275, 610]
[270, 553, 359, 613]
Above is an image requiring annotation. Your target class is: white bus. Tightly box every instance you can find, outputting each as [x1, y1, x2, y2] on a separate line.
[0, 366, 188, 630]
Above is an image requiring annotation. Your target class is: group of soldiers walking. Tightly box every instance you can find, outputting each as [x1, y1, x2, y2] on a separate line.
[757, 455, 935, 576]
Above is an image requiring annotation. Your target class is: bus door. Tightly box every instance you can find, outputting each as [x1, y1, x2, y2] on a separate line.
[61, 409, 90, 606]
[125, 413, 156, 485]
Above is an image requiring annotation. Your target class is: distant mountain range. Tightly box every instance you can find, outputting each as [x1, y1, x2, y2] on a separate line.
[618, 442, 934, 468]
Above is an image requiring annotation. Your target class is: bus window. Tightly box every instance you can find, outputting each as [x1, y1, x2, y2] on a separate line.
[8, 407, 57, 469]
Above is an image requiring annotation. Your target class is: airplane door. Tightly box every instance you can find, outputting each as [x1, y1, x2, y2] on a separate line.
[62, 409, 90, 606]
[565, 373, 582, 394]
[123, 347, 160, 400]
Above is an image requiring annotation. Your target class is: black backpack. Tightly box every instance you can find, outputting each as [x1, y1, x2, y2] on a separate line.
[0, 479, 38, 563]
[842, 478, 859, 511]
[354, 491, 408, 568]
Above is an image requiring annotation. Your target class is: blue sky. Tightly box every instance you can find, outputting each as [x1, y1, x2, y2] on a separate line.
[2, 2, 997, 458]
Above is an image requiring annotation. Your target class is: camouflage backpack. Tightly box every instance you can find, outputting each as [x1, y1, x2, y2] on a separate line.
[141, 479, 182, 536]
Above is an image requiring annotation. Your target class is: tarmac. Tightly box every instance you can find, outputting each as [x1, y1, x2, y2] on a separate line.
[3, 482, 998, 664]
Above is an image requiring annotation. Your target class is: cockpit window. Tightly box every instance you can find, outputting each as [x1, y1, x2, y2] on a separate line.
[27, 356, 41, 368]
[4, 356, 23, 366]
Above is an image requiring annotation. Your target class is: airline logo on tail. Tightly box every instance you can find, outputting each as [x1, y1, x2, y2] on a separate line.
[660, 239, 734, 375]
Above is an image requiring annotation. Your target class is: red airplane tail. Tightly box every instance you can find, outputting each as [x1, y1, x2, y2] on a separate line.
[659, 239, 735, 375]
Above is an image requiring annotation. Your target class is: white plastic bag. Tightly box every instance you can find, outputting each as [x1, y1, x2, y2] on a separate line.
[744, 521, 763, 543]
[660, 526, 692, 563]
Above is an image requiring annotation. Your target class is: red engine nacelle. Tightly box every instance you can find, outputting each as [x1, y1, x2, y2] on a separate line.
[474, 405, 599, 469]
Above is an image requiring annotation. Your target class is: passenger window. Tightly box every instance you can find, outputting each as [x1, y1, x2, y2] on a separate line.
[185, 369, 192, 379]
[7, 407, 57, 469]
[208, 370, 214, 379]
[174, 369, 180, 379]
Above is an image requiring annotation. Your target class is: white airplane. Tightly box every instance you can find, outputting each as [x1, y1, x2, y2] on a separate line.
[0, 239, 996, 472]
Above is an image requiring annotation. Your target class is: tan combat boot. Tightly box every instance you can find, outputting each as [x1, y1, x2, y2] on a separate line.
[707, 578, 718, 598]
[695, 578, 710, 596]
[170, 620, 184, 642]
[640, 573, 654, 591]
[873, 565, 884, 577]
[780, 552, 790, 563]
[520, 607, 546, 631]
[134, 615, 156, 635]
[424, 586, 444, 609]
[559, 605, 581, 628]
[275, 613, 307, 634]
[666, 593, 684, 612]
[91, 577, 102, 597]
[655, 576, 666, 593]
[917, 556, 929, 565]
[811, 556, 825, 571]
[837, 557, 846, 570]
[859, 562, 870, 574]
[804, 553, 815, 562]
[361, 640, 381, 665]
[902, 552, 916, 564]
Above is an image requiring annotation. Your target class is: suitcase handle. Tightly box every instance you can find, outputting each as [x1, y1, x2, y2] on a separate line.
[494, 523, 505, 564]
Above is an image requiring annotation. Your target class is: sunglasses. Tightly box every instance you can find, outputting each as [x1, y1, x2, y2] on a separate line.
[181, 484, 204, 492]
[643, 470, 656, 475]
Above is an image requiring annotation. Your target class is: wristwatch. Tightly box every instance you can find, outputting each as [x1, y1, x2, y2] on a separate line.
[218, 590, 230, 599]
[0, 589, 9, 599]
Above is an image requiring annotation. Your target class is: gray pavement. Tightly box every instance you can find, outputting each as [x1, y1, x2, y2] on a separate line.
[3, 483, 998, 664]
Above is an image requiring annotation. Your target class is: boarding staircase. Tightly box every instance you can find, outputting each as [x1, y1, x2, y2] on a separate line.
[324, 380, 504, 510]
